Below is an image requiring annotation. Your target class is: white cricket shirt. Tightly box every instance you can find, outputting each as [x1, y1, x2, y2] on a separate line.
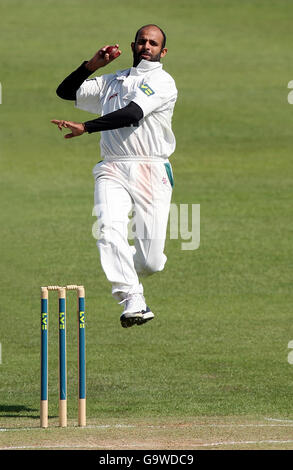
[75, 59, 177, 161]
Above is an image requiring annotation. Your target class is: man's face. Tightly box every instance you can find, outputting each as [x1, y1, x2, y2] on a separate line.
[131, 27, 167, 67]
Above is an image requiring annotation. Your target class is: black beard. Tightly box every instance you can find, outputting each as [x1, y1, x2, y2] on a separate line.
[132, 49, 162, 67]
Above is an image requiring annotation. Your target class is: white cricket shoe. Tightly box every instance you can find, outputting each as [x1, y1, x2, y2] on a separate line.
[120, 293, 154, 328]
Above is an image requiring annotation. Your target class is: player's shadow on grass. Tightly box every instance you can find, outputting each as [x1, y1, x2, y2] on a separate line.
[0, 404, 38, 419]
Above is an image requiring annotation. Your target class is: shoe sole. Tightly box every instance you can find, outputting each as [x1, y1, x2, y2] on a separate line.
[120, 311, 154, 328]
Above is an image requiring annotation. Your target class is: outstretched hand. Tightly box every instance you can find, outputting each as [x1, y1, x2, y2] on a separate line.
[51, 119, 85, 139]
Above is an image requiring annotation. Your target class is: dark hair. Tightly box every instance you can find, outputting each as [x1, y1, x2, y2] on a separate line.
[134, 24, 166, 49]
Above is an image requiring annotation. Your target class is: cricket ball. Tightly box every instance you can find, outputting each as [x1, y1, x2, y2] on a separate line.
[102, 46, 119, 58]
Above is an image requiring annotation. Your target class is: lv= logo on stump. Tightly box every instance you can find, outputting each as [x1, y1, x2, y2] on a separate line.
[40, 284, 86, 428]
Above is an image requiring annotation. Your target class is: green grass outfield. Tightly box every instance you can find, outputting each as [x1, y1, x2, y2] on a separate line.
[1, 0, 293, 450]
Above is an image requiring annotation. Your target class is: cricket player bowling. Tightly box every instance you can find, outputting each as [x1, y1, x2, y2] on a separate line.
[52, 24, 178, 328]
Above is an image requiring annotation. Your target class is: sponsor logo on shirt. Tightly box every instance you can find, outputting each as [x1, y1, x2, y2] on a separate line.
[139, 83, 155, 96]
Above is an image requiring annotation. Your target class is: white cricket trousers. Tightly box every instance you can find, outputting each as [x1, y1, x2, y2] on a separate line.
[93, 159, 173, 300]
